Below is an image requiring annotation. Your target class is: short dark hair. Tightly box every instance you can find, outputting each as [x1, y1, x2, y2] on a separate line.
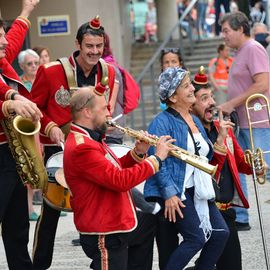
[193, 82, 210, 94]
[0, 18, 3, 28]
[76, 22, 105, 45]
[220, 11, 250, 37]
[160, 47, 185, 71]
[217, 43, 226, 53]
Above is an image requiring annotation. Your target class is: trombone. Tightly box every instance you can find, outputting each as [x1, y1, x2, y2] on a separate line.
[245, 93, 270, 270]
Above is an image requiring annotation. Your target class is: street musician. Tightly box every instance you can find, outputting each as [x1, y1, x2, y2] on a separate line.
[63, 86, 173, 270]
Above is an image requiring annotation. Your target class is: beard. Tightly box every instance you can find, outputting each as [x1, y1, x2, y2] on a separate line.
[94, 122, 108, 136]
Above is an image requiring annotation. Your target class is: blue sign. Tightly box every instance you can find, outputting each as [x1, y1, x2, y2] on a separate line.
[38, 16, 70, 36]
[40, 20, 68, 35]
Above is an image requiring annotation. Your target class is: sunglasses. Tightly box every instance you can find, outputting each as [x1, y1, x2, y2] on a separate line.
[26, 61, 39, 67]
[161, 48, 180, 54]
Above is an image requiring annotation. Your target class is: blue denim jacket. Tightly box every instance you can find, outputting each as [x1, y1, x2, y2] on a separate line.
[144, 110, 213, 200]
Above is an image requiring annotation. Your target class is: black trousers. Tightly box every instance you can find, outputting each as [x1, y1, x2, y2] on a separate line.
[0, 144, 33, 270]
[216, 208, 242, 270]
[32, 146, 62, 270]
[80, 211, 157, 270]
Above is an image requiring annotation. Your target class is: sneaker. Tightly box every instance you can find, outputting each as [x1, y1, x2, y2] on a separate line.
[71, 239, 81, 246]
[29, 212, 39, 221]
[60, 211, 67, 217]
[235, 222, 251, 231]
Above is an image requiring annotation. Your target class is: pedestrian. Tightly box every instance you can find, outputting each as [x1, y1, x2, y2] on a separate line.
[144, 67, 229, 270]
[219, 11, 270, 231]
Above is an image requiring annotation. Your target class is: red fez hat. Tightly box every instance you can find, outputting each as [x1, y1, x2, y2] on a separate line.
[193, 66, 208, 85]
[89, 15, 101, 30]
[94, 77, 108, 96]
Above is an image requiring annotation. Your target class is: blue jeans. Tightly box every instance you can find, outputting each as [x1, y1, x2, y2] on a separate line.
[235, 128, 270, 223]
[165, 188, 229, 270]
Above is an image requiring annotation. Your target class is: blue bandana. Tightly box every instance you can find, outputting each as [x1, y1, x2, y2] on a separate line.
[158, 67, 187, 102]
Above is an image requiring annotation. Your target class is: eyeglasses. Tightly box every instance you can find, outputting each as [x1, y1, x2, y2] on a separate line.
[26, 61, 39, 67]
[161, 48, 180, 55]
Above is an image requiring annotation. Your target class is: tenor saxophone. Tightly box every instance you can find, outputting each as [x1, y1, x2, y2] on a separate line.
[1, 115, 48, 191]
[107, 120, 217, 176]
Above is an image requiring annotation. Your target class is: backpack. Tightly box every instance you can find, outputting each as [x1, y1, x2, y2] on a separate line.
[121, 69, 140, 114]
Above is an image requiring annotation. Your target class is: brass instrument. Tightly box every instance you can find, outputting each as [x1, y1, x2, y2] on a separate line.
[107, 120, 218, 177]
[245, 93, 270, 270]
[1, 115, 48, 191]
[245, 93, 270, 184]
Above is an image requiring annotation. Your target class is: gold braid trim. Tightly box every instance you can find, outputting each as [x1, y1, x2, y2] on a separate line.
[213, 142, 227, 155]
[17, 16, 31, 28]
[145, 155, 160, 173]
[2, 100, 12, 117]
[45, 122, 58, 137]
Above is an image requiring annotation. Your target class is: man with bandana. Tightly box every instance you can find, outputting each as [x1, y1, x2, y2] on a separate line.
[31, 16, 117, 269]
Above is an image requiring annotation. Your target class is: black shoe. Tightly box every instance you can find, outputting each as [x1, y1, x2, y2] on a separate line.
[235, 222, 251, 231]
[71, 239, 81, 246]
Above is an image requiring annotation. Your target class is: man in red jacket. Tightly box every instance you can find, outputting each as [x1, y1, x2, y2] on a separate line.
[190, 68, 254, 270]
[0, 0, 42, 269]
[31, 16, 119, 270]
[64, 85, 173, 270]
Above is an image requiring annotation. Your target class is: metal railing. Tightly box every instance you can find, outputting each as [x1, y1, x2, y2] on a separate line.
[129, 0, 198, 130]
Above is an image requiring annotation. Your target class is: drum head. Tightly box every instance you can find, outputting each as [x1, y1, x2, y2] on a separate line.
[46, 151, 63, 168]
[108, 144, 132, 158]
[55, 168, 68, 188]
[46, 151, 68, 188]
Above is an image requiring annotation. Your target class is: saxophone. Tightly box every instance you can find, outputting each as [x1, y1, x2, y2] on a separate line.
[1, 115, 48, 191]
[107, 119, 218, 177]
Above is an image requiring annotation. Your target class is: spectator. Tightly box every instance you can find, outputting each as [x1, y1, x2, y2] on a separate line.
[252, 22, 270, 58]
[250, 1, 265, 25]
[208, 43, 233, 105]
[145, 0, 157, 43]
[196, 0, 208, 38]
[18, 49, 40, 221]
[32, 46, 51, 65]
[215, 0, 230, 36]
[219, 11, 270, 231]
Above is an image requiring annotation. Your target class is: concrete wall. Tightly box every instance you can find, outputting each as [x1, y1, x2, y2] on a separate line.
[0, 0, 132, 68]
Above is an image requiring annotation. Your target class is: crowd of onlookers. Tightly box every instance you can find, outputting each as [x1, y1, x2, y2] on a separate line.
[130, 0, 269, 43]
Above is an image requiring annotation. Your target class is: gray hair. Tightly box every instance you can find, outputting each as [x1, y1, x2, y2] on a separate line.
[220, 11, 250, 37]
[18, 49, 39, 64]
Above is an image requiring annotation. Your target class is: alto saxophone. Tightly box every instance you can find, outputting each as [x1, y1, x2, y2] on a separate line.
[1, 115, 48, 191]
[107, 120, 217, 176]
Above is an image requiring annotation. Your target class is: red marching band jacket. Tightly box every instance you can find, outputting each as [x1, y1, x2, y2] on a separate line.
[63, 124, 160, 234]
[211, 120, 252, 208]
[0, 17, 31, 144]
[30, 54, 115, 145]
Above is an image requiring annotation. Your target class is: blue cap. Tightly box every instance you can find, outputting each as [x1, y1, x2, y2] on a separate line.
[158, 67, 187, 102]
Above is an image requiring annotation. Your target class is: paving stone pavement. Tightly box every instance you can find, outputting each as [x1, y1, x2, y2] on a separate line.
[0, 176, 270, 269]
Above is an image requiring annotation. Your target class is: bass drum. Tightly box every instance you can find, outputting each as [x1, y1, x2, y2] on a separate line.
[108, 144, 145, 192]
[44, 151, 72, 212]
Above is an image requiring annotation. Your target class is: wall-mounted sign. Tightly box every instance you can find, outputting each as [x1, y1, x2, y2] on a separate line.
[37, 15, 70, 37]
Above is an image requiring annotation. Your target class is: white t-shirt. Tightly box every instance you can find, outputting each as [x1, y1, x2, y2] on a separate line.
[182, 132, 209, 191]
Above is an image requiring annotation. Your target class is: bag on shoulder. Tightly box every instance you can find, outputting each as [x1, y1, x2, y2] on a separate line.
[122, 70, 140, 114]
